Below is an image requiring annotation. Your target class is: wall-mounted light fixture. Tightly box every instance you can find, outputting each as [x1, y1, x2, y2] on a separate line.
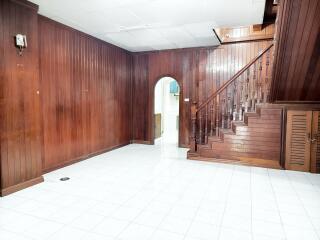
[15, 34, 27, 56]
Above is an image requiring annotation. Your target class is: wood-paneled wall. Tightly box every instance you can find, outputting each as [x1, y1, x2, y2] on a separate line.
[0, 0, 43, 196]
[270, 0, 320, 102]
[132, 40, 273, 146]
[38, 16, 133, 172]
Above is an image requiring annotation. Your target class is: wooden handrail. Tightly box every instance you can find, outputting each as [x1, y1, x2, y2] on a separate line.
[196, 43, 274, 112]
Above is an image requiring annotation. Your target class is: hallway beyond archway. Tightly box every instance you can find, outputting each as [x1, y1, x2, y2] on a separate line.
[154, 77, 180, 146]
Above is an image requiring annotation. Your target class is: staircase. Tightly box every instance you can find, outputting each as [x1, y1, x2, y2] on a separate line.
[187, 43, 283, 169]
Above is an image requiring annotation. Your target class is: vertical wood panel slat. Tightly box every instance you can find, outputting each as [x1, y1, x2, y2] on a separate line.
[38, 16, 132, 172]
[1, 0, 43, 196]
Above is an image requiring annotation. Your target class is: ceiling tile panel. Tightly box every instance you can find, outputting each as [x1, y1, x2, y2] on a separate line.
[30, 0, 266, 52]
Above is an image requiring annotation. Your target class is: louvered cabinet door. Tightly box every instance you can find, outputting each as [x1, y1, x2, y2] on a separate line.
[285, 111, 312, 172]
[311, 111, 320, 173]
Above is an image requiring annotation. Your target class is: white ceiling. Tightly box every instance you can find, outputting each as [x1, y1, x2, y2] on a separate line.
[30, 0, 266, 52]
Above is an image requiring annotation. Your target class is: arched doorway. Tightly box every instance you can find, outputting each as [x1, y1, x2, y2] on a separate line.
[154, 77, 180, 145]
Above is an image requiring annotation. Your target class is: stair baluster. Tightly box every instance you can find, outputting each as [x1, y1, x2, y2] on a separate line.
[205, 106, 208, 144]
[227, 93, 231, 128]
[257, 54, 263, 104]
[221, 92, 226, 129]
[199, 108, 203, 144]
[216, 95, 220, 136]
[210, 102, 214, 136]
[265, 48, 271, 102]
[190, 102, 197, 152]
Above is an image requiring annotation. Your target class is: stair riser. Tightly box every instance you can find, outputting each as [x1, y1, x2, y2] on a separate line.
[219, 139, 281, 147]
[225, 131, 280, 138]
[247, 119, 281, 124]
[235, 127, 280, 134]
[211, 142, 280, 152]
[200, 149, 280, 161]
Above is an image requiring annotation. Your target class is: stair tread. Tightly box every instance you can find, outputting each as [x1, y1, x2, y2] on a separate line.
[256, 103, 283, 109]
[244, 112, 259, 117]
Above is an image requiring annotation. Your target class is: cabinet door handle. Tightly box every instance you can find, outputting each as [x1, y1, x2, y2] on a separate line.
[311, 133, 318, 143]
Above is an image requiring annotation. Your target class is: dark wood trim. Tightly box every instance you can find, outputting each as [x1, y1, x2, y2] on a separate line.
[10, 0, 38, 11]
[0, 176, 44, 197]
[131, 140, 153, 145]
[220, 36, 274, 44]
[212, 28, 222, 44]
[310, 111, 319, 173]
[253, 24, 263, 31]
[43, 142, 130, 173]
[263, 0, 278, 23]
[280, 108, 287, 168]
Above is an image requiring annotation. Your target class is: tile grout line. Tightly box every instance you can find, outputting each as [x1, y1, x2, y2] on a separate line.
[215, 165, 236, 240]
[250, 166, 253, 240]
[111, 157, 191, 239]
[285, 172, 320, 240]
[267, 169, 287, 240]
[181, 164, 220, 240]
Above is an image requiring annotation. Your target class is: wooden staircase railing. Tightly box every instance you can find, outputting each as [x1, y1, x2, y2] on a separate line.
[190, 43, 274, 153]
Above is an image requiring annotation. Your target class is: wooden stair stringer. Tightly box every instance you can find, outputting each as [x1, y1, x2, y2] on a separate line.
[194, 104, 283, 169]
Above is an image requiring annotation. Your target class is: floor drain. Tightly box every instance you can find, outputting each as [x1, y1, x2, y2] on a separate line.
[60, 177, 70, 181]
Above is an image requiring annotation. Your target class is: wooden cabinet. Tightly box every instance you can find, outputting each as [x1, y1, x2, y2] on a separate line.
[311, 112, 320, 173]
[285, 111, 320, 173]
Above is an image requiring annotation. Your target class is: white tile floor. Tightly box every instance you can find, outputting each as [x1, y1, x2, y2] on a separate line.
[1, 137, 320, 240]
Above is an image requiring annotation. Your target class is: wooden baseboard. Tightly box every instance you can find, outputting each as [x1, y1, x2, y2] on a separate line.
[188, 155, 282, 169]
[131, 140, 153, 145]
[43, 142, 130, 173]
[0, 176, 44, 197]
[179, 143, 190, 148]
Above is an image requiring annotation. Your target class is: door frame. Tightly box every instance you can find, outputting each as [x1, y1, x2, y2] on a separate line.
[150, 75, 183, 147]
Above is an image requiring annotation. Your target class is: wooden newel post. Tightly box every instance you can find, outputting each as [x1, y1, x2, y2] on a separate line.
[190, 101, 197, 153]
